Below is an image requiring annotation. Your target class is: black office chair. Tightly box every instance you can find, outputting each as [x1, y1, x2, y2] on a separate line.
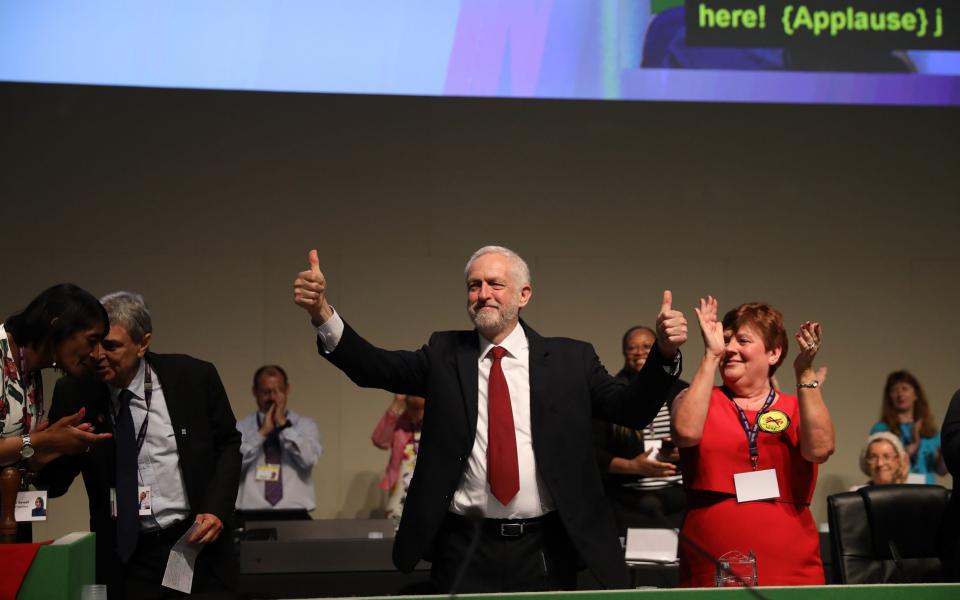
[827, 484, 951, 584]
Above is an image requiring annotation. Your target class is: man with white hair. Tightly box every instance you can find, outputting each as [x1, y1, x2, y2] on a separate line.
[294, 246, 687, 592]
[42, 291, 241, 599]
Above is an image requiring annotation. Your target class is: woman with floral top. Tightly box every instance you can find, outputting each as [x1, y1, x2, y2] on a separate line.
[1, 284, 113, 469]
[372, 393, 424, 524]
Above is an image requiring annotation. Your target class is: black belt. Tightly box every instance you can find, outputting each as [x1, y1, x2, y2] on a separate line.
[448, 512, 555, 538]
[140, 518, 192, 542]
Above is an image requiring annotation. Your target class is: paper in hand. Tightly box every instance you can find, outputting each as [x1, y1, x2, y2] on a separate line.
[161, 521, 205, 593]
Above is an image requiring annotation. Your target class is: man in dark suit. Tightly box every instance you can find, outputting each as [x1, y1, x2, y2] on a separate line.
[293, 246, 687, 592]
[41, 291, 241, 599]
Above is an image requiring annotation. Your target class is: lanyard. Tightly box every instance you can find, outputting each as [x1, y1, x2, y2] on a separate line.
[113, 363, 153, 456]
[728, 386, 776, 471]
[18, 350, 44, 427]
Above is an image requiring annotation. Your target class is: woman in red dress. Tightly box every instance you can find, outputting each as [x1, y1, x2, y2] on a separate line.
[672, 298, 834, 586]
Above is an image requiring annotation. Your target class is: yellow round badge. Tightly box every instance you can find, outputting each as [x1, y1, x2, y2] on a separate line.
[758, 410, 790, 433]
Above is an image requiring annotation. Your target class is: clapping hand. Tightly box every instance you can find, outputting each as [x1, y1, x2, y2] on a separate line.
[793, 321, 825, 376]
[694, 295, 724, 358]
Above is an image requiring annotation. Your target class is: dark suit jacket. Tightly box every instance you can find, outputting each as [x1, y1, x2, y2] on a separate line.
[40, 352, 242, 587]
[323, 319, 679, 588]
[942, 388, 960, 581]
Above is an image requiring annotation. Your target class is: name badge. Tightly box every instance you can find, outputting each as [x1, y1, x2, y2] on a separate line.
[256, 464, 281, 482]
[734, 468, 780, 503]
[110, 487, 153, 517]
[15, 490, 48, 522]
[138, 486, 153, 516]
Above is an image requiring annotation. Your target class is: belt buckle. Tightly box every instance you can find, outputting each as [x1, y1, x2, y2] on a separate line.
[500, 522, 523, 537]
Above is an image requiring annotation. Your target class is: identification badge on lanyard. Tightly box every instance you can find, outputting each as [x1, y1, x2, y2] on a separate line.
[256, 464, 281, 482]
[728, 386, 781, 502]
[734, 469, 780, 502]
[15, 490, 48, 522]
[110, 485, 154, 516]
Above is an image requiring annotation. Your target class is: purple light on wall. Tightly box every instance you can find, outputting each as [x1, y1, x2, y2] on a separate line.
[444, 0, 556, 97]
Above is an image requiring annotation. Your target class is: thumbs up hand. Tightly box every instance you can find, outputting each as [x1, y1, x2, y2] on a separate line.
[655, 290, 688, 359]
[294, 249, 334, 325]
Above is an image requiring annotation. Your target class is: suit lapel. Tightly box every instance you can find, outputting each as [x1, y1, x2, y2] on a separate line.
[455, 332, 480, 440]
[144, 353, 185, 437]
[522, 321, 550, 441]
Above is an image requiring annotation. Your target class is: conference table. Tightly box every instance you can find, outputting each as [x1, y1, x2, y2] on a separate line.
[237, 519, 958, 599]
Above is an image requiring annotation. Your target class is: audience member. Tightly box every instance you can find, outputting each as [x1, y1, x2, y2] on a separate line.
[857, 431, 910, 487]
[236, 365, 322, 520]
[870, 370, 946, 483]
[593, 325, 688, 531]
[294, 245, 687, 592]
[42, 291, 241, 599]
[372, 394, 424, 525]
[673, 298, 834, 586]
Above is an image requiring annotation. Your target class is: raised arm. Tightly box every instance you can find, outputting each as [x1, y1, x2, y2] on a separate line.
[793, 321, 835, 464]
[589, 291, 687, 429]
[672, 296, 724, 447]
[373, 395, 406, 449]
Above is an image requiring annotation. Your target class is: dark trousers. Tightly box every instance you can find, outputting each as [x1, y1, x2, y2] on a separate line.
[430, 512, 579, 594]
[107, 520, 237, 600]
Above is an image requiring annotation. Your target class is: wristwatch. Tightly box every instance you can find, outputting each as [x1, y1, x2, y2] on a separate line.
[19, 435, 35, 460]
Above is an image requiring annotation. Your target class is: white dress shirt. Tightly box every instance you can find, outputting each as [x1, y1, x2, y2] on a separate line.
[110, 360, 190, 531]
[316, 310, 554, 520]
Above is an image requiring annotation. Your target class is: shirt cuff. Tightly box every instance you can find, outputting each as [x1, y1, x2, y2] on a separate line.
[314, 308, 344, 353]
[662, 349, 682, 377]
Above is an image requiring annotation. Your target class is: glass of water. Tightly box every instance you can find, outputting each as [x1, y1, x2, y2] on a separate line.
[715, 550, 757, 587]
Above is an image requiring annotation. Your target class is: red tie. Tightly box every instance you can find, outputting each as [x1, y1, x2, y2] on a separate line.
[487, 346, 519, 505]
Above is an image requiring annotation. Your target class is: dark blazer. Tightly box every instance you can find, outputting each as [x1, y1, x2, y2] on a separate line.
[942, 388, 960, 581]
[40, 352, 242, 587]
[324, 319, 679, 588]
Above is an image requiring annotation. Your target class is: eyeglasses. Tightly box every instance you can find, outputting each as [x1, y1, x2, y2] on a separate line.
[866, 454, 897, 463]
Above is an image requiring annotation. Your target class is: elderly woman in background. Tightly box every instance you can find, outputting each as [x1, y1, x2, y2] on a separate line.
[1, 284, 113, 540]
[372, 393, 425, 524]
[858, 431, 910, 487]
[870, 370, 946, 484]
[672, 298, 834, 586]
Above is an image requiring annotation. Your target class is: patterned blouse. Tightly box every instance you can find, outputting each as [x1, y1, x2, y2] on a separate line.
[0, 324, 43, 455]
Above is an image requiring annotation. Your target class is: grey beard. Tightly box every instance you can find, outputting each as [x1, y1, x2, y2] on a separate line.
[469, 303, 518, 338]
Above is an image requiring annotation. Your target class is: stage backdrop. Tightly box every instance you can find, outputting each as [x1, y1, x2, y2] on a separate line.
[0, 82, 957, 542]
[2, 0, 960, 106]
